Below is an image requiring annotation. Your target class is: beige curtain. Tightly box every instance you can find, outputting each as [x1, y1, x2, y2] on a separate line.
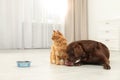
[65, 0, 88, 43]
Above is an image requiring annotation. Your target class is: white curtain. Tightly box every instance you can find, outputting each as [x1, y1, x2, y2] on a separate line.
[0, 0, 67, 49]
[31, 0, 67, 48]
[0, 0, 24, 49]
[65, 0, 88, 43]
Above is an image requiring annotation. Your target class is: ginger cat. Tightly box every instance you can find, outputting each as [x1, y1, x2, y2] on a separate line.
[50, 30, 68, 65]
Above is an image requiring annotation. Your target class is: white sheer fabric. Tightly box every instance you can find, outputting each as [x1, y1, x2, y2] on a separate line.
[31, 0, 67, 48]
[65, 0, 88, 43]
[0, 0, 67, 49]
[0, 0, 24, 49]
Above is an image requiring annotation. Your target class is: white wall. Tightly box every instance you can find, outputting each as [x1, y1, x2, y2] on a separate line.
[88, 0, 120, 39]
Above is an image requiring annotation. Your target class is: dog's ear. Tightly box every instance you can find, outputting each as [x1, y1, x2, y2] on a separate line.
[73, 43, 84, 58]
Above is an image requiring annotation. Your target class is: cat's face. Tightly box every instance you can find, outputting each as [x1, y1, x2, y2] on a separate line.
[52, 30, 63, 41]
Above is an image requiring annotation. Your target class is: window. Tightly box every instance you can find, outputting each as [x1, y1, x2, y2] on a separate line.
[33, 0, 68, 24]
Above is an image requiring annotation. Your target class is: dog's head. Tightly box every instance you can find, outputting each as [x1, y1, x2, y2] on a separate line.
[66, 42, 85, 66]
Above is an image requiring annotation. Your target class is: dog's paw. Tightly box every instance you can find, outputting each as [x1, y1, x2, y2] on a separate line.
[103, 64, 111, 70]
[74, 63, 81, 66]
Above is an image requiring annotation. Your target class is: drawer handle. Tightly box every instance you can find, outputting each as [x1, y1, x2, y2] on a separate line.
[105, 22, 110, 24]
[105, 31, 110, 33]
[105, 39, 110, 41]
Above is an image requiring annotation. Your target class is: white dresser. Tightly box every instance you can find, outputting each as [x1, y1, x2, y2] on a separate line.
[95, 19, 120, 51]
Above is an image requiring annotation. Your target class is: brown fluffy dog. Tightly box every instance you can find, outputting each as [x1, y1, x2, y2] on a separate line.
[50, 30, 67, 65]
[66, 40, 111, 70]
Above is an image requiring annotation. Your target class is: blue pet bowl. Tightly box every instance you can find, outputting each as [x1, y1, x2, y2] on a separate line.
[17, 61, 31, 68]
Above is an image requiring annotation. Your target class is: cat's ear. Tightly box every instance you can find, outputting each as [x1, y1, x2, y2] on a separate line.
[57, 30, 62, 35]
[53, 30, 56, 33]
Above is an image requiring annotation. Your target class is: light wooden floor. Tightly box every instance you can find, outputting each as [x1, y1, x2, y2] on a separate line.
[0, 49, 120, 80]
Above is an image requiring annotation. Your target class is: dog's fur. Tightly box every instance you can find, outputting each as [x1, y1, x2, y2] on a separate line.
[66, 40, 111, 70]
[50, 30, 67, 65]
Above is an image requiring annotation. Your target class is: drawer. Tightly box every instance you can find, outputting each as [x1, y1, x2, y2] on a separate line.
[96, 20, 120, 27]
[96, 29, 120, 39]
[96, 33, 119, 39]
[97, 26, 119, 31]
[97, 39, 120, 51]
